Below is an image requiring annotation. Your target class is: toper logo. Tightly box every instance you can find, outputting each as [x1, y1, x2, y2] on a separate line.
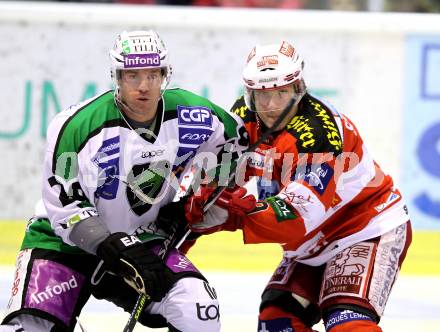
[178, 106, 213, 127]
[141, 149, 165, 158]
[123, 53, 160, 68]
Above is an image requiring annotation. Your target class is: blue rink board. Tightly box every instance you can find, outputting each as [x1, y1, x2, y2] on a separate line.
[401, 35, 440, 229]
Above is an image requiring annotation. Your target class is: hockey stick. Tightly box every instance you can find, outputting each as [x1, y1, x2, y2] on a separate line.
[122, 171, 197, 332]
[122, 219, 185, 332]
[124, 94, 300, 332]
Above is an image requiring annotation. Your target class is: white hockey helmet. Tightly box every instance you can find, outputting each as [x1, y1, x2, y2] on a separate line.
[242, 41, 306, 111]
[110, 30, 172, 94]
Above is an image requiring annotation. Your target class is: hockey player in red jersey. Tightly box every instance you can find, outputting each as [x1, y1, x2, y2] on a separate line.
[185, 41, 412, 332]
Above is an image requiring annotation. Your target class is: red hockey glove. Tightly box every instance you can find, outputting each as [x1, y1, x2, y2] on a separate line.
[185, 186, 256, 234]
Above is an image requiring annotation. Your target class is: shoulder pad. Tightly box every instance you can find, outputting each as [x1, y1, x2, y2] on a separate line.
[286, 95, 343, 154]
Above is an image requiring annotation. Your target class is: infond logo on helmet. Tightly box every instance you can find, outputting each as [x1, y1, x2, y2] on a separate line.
[124, 53, 160, 68]
[177, 106, 213, 127]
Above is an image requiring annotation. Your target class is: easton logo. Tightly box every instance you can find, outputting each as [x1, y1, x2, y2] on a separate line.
[123, 53, 160, 68]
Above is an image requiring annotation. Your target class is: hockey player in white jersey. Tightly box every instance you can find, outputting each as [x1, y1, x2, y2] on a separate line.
[1, 30, 247, 332]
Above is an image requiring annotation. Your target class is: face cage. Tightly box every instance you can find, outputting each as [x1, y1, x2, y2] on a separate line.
[244, 79, 307, 113]
[112, 67, 171, 104]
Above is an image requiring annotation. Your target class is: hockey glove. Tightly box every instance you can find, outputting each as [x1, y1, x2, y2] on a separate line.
[97, 233, 174, 302]
[155, 198, 188, 235]
[185, 186, 256, 234]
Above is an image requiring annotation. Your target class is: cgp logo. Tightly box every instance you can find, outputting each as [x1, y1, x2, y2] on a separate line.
[178, 105, 213, 127]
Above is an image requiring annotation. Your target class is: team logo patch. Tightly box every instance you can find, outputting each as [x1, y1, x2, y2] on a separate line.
[295, 162, 334, 195]
[179, 127, 213, 145]
[325, 309, 373, 331]
[92, 136, 120, 200]
[25, 260, 85, 325]
[177, 105, 213, 127]
[123, 53, 160, 68]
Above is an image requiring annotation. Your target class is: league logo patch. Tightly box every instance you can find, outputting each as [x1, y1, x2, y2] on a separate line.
[177, 105, 213, 127]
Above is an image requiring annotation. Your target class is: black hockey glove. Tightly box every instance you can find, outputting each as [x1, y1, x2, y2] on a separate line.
[97, 232, 174, 302]
[156, 197, 189, 235]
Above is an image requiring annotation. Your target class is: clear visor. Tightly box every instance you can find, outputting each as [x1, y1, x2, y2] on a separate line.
[248, 85, 295, 113]
[245, 80, 306, 113]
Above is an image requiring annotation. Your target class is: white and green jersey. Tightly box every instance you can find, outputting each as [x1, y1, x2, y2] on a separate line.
[23, 89, 247, 253]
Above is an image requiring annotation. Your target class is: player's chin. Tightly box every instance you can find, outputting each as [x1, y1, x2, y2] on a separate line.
[134, 99, 152, 110]
[262, 118, 277, 128]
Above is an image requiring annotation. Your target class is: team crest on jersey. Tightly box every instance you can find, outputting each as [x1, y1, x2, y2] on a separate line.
[177, 105, 213, 127]
[92, 136, 120, 200]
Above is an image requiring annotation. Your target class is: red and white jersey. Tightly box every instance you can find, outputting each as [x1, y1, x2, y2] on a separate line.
[230, 93, 409, 266]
